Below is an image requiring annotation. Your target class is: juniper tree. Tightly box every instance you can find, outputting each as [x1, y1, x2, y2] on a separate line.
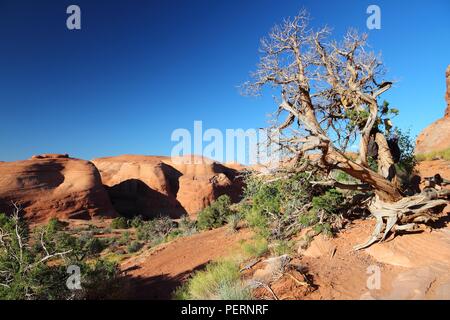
[243, 10, 447, 249]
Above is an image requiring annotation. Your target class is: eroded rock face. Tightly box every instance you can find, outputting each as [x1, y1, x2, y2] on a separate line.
[92, 155, 243, 218]
[416, 65, 450, 155]
[0, 154, 117, 222]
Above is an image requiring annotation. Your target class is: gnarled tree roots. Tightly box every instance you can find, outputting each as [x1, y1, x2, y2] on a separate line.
[354, 189, 449, 250]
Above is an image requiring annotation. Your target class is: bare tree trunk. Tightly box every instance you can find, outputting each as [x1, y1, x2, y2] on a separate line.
[374, 132, 396, 181]
[326, 149, 403, 202]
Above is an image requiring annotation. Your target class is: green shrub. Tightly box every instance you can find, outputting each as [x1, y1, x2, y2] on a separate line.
[136, 216, 174, 245]
[197, 195, 232, 230]
[244, 208, 270, 239]
[312, 189, 344, 215]
[241, 237, 268, 258]
[111, 217, 129, 229]
[271, 240, 294, 256]
[127, 241, 143, 253]
[313, 223, 333, 237]
[0, 212, 122, 300]
[118, 231, 131, 245]
[174, 259, 252, 300]
[178, 215, 197, 236]
[298, 211, 319, 227]
[130, 215, 144, 228]
[226, 213, 242, 232]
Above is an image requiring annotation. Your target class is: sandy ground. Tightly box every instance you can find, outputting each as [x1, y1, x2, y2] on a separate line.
[120, 226, 252, 299]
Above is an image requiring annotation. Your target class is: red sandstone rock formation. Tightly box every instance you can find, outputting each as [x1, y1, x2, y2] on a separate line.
[92, 155, 243, 218]
[415, 65, 450, 155]
[0, 154, 117, 222]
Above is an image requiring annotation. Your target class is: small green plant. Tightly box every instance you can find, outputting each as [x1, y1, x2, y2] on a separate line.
[394, 128, 417, 175]
[226, 213, 242, 232]
[312, 189, 344, 215]
[130, 215, 144, 228]
[298, 211, 319, 227]
[136, 216, 174, 246]
[118, 231, 131, 245]
[241, 237, 268, 258]
[111, 217, 129, 229]
[271, 239, 294, 256]
[178, 215, 197, 236]
[197, 195, 232, 230]
[127, 241, 143, 253]
[173, 259, 252, 300]
[313, 223, 333, 237]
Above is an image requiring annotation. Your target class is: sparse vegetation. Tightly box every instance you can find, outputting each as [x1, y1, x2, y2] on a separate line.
[416, 147, 450, 161]
[127, 241, 144, 253]
[226, 213, 242, 232]
[0, 210, 122, 300]
[271, 239, 295, 256]
[129, 215, 144, 228]
[242, 170, 349, 243]
[136, 216, 174, 245]
[173, 258, 252, 300]
[110, 217, 129, 229]
[197, 195, 233, 230]
[241, 237, 268, 258]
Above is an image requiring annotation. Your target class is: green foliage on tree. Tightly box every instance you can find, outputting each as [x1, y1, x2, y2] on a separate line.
[0, 212, 122, 300]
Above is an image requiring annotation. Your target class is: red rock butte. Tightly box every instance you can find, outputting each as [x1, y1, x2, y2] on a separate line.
[0, 154, 117, 222]
[91, 154, 244, 219]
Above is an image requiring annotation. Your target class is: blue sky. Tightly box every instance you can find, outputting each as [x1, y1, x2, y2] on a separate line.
[0, 0, 449, 161]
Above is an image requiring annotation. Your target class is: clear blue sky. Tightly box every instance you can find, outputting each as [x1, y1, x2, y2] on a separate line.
[0, 0, 449, 161]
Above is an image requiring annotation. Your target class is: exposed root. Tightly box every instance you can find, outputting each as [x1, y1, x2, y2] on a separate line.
[354, 189, 448, 250]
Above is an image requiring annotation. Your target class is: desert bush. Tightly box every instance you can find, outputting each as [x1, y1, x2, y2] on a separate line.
[271, 239, 294, 256]
[241, 237, 268, 259]
[242, 168, 353, 245]
[127, 241, 143, 253]
[0, 212, 122, 300]
[79, 259, 122, 299]
[173, 259, 252, 300]
[118, 231, 131, 245]
[243, 172, 317, 240]
[226, 213, 242, 232]
[129, 215, 144, 228]
[136, 216, 174, 245]
[178, 215, 197, 236]
[313, 222, 333, 237]
[197, 195, 233, 230]
[312, 189, 344, 215]
[298, 211, 319, 227]
[110, 217, 129, 229]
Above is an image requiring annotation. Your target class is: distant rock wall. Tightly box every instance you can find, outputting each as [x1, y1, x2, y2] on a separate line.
[92, 155, 244, 218]
[0, 154, 117, 222]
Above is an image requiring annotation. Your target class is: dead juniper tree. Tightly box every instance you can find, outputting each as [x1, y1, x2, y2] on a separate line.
[243, 10, 448, 250]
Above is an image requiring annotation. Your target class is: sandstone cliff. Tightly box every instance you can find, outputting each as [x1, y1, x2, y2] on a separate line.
[0, 154, 117, 222]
